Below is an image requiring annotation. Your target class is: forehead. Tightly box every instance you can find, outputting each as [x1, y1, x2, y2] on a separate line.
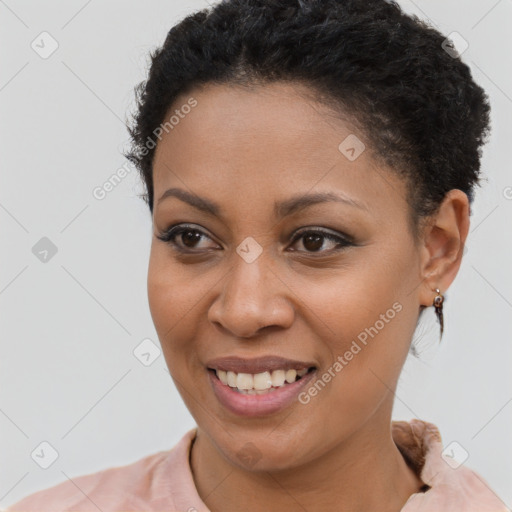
[152, 82, 409, 223]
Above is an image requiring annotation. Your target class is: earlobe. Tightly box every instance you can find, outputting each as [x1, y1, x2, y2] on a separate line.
[418, 189, 470, 307]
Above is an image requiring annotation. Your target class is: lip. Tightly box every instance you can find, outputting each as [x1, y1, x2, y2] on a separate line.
[208, 367, 317, 417]
[206, 355, 315, 374]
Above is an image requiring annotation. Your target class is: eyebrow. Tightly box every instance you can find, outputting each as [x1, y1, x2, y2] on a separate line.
[157, 187, 368, 220]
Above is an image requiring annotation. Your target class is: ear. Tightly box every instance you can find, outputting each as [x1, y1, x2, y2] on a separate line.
[417, 189, 470, 307]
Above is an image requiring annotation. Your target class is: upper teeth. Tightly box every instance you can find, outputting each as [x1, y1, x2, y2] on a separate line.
[215, 368, 308, 390]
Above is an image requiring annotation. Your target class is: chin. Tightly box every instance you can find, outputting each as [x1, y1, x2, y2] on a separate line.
[211, 424, 314, 473]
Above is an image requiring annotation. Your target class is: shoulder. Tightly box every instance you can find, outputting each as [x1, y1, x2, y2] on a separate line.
[394, 419, 508, 512]
[5, 429, 197, 512]
[5, 451, 169, 512]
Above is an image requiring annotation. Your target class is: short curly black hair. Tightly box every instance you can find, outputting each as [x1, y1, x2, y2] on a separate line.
[125, 0, 491, 234]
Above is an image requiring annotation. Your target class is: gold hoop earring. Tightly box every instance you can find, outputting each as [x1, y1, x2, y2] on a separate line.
[433, 288, 444, 339]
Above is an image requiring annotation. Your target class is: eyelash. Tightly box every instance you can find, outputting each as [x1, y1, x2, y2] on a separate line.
[156, 223, 355, 255]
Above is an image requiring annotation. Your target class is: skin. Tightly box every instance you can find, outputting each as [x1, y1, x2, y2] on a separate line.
[148, 81, 469, 511]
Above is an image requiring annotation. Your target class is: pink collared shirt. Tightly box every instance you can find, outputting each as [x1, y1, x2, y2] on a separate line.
[5, 419, 507, 511]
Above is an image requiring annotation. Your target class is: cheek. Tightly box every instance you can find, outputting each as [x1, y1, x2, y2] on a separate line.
[147, 245, 206, 329]
[289, 288, 412, 460]
[297, 247, 416, 404]
[147, 249, 203, 366]
[298, 253, 409, 349]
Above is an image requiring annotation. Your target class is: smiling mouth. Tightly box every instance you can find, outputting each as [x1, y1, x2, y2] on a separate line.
[208, 367, 316, 395]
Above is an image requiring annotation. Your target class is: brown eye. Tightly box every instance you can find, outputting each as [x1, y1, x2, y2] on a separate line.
[180, 229, 203, 248]
[289, 229, 353, 254]
[157, 224, 353, 255]
[156, 224, 219, 251]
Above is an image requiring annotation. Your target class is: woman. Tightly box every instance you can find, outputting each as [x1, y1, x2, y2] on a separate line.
[7, 0, 507, 510]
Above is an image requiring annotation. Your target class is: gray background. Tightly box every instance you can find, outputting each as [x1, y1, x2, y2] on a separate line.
[1, 0, 511, 508]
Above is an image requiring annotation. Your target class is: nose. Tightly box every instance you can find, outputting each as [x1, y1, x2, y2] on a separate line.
[207, 252, 295, 339]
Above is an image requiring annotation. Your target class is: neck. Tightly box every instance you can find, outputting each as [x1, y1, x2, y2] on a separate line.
[190, 408, 425, 512]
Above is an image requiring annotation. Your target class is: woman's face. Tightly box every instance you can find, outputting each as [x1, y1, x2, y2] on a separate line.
[148, 81, 427, 470]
